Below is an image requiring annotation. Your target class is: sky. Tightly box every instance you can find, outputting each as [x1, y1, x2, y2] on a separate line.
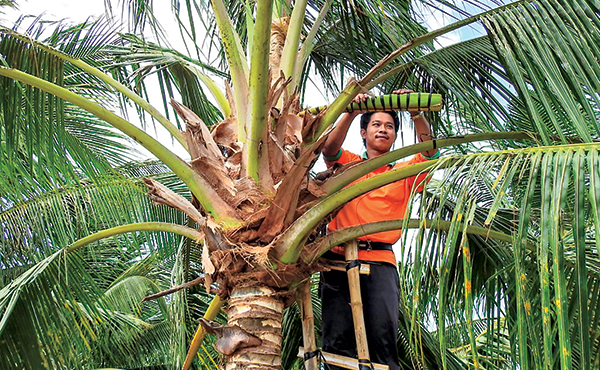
[4, 0, 104, 20]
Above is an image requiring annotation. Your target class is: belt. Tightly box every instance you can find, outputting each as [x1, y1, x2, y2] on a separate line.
[357, 240, 393, 251]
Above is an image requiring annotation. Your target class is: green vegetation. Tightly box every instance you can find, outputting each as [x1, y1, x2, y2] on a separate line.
[2, 0, 600, 369]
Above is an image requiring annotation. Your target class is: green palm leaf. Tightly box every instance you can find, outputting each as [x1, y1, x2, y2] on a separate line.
[402, 143, 600, 369]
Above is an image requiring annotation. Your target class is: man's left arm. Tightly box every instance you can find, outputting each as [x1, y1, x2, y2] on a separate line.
[412, 112, 438, 159]
[392, 89, 439, 159]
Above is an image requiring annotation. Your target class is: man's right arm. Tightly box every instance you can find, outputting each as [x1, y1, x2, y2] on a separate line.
[321, 111, 357, 158]
[322, 94, 369, 158]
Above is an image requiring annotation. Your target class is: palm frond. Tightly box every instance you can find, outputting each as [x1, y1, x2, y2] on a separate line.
[0, 21, 141, 204]
[385, 36, 516, 139]
[0, 164, 185, 277]
[0, 161, 220, 368]
[0, 250, 107, 369]
[108, 33, 227, 128]
[399, 143, 600, 369]
[390, 0, 600, 146]
[301, 0, 430, 97]
[103, 0, 165, 40]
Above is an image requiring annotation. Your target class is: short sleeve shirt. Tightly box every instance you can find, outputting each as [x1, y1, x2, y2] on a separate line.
[324, 149, 432, 265]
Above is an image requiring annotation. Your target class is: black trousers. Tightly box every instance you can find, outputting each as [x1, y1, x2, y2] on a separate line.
[320, 253, 400, 370]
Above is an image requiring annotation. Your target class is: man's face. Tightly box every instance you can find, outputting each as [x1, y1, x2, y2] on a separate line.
[361, 112, 397, 154]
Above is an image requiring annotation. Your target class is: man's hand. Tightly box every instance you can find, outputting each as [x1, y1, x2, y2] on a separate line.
[322, 93, 371, 158]
[353, 93, 371, 103]
[344, 93, 371, 119]
[392, 88, 413, 95]
[393, 89, 436, 157]
[392, 89, 421, 116]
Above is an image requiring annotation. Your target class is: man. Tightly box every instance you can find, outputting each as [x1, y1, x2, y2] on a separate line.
[320, 89, 439, 370]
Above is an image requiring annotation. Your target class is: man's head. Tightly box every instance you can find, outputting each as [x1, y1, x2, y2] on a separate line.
[360, 111, 399, 154]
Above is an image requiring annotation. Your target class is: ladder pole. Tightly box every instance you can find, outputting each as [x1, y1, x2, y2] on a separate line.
[345, 240, 371, 367]
[299, 280, 319, 370]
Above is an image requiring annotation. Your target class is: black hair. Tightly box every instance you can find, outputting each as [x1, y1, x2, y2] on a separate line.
[359, 111, 400, 147]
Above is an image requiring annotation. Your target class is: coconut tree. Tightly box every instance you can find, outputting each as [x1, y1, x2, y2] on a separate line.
[3, 0, 600, 369]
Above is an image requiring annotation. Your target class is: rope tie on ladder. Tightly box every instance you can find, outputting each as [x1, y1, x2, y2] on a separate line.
[358, 358, 374, 370]
[303, 349, 331, 370]
[345, 259, 361, 271]
[303, 350, 319, 361]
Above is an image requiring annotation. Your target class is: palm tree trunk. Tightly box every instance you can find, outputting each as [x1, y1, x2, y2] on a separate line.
[226, 285, 285, 370]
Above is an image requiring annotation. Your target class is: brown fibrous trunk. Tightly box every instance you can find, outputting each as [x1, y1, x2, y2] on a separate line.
[225, 285, 285, 370]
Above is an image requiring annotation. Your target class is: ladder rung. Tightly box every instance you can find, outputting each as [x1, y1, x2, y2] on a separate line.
[298, 347, 389, 370]
[326, 261, 371, 275]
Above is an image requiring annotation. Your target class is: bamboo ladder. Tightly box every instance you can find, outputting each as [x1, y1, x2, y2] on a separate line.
[298, 240, 389, 370]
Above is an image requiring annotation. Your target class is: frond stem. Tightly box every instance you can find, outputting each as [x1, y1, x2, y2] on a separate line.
[295, 0, 333, 85]
[245, 0, 274, 182]
[322, 131, 533, 194]
[0, 67, 241, 228]
[66, 222, 202, 253]
[280, 0, 307, 93]
[302, 218, 512, 263]
[210, 0, 250, 141]
[1, 27, 188, 150]
[182, 295, 224, 370]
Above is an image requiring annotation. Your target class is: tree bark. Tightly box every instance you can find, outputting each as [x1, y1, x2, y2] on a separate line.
[225, 285, 285, 370]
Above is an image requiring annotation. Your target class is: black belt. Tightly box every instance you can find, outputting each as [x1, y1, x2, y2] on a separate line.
[357, 240, 393, 251]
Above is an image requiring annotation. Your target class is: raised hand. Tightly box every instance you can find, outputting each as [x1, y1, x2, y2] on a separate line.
[353, 93, 371, 104]
[392, 89, 420, 116]
[392, 88, 413, 95]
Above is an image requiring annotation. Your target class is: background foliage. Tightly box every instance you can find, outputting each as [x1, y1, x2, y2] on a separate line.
[2, 0, 600, 369]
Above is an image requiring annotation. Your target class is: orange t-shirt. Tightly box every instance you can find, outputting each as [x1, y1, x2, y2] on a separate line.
[325, 149, 431, 265]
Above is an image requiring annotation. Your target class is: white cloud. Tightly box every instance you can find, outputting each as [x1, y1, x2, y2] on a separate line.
[4, 0, 104, 25]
